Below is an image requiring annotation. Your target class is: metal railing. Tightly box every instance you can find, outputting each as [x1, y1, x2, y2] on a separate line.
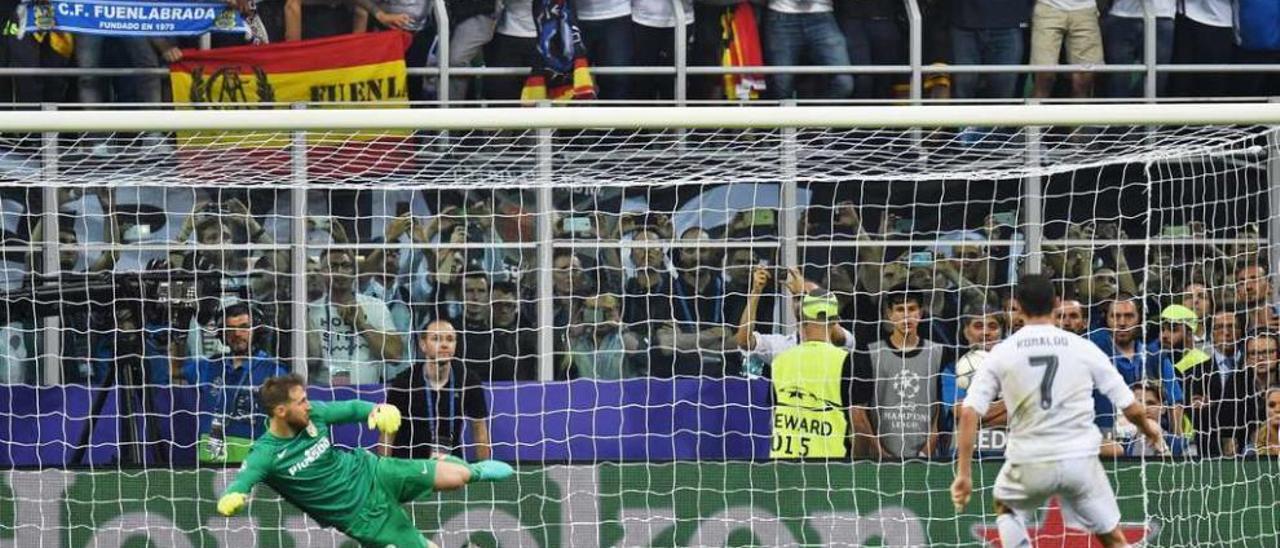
[3, 1, 1275, 105]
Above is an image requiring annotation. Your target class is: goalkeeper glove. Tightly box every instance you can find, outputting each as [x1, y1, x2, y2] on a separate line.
[217, 492, 246, 517]
[367, 403, 402, 436]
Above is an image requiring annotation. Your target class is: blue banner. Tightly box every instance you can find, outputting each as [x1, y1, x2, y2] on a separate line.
[0, 378, 774, 467]
[21, 0, 249, 37]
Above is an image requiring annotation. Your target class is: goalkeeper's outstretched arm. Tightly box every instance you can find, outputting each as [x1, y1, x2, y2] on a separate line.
[310, 399, 377, 425]
[218, 451, 272, 516]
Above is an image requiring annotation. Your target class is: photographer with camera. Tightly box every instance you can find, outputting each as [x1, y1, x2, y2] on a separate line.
[170, 302, 288, 464]
[170, 198, 290, 361]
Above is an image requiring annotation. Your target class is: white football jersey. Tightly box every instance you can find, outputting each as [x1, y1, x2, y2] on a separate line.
[964, 323, 1135, 464]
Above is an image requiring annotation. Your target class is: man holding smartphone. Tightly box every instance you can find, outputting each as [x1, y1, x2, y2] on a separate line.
[735, 265, 854, 374]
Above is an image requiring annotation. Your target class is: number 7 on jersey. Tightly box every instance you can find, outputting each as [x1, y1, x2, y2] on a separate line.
[1028, 355, 1059, 409]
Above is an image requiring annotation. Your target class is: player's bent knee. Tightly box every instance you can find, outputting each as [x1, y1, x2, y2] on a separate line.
[433, 462, 470, 491]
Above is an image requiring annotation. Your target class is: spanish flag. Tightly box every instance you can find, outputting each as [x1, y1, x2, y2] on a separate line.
[169, 31, 413, 178]
[720, 4, 765, 101]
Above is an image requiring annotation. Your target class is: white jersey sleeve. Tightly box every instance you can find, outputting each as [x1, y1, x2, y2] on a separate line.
[962, 353, 1003, 416]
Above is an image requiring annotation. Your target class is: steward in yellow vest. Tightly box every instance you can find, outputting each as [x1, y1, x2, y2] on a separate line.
[770, 292, 874, 459]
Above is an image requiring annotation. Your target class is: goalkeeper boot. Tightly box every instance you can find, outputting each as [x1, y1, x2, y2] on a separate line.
[468, 459, 514, 482]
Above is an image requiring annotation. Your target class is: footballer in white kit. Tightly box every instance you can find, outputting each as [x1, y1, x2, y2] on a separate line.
[951, 275, 1166, 548]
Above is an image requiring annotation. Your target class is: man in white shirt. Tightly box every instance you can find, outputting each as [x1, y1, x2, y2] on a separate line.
[1030, 0, 1104, 99]
[735, 266, 854, 369]
[951, 274, 1165, 548]
[1102, 0, 1175, 97]
[308, 249, 404, 385]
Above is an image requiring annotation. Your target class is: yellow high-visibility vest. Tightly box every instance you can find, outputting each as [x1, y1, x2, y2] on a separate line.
[770, 341, 849, 459]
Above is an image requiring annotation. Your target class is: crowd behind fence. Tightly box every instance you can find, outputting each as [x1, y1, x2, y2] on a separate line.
[0, 165, 1277, 462]
[4, 0, 1280, 114]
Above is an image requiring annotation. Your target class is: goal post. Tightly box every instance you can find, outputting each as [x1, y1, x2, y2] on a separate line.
[0, 103, 1278, 547]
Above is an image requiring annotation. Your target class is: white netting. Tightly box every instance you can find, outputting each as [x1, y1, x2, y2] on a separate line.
[0, 110, 1278, 547]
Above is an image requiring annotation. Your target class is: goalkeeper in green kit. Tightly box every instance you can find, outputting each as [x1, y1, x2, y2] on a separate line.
[216, 373, 513, 548]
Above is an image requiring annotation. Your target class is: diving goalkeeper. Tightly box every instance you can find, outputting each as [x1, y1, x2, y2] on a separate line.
[216, 373, 513, 548]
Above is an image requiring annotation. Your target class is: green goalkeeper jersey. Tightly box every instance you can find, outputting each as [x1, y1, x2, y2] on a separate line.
[225, 399, 377, 529]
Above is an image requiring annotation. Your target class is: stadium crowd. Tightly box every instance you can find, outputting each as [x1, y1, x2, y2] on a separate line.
[0, 0, 1277, 464]
[0, 184, 1277, 461]
[1, 0, 1276, 120]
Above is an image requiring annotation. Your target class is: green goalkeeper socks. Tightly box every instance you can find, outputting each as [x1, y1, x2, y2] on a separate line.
[437, 455, 513, 482]
[468, 460, 514, 482]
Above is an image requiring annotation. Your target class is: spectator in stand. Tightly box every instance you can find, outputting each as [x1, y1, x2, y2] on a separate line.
[630, 0, 693, 100]
[386, 319, 492, 459]
[621, 227, 674, 375]
[485, 0, 536, 101]
[1150, 304, 1196, 420]
[940, 304, 1008, 458]
[1153, 304, 1202, 379]
[577, 0, 636, 100]
[484, 281, 538, 380]
[1214, 333, 1279, 456]
[1068, 222, 1139, 329]
[1172, 0, 1236, 98]
[563, 293, 644, 379]
[285, 0, 361, 41]
[1102, 0, 1175, 98]
[552, 248, 592, 330]
[1253, 387, 1280, 456]
[1054, 298, 1089, 336]
[863, 290, 945, 459]
[1100, 380, 1191, 457]
[74, 36, 173, 156]
[307, 248, 403, 385]
[735, 266, 855, 371]
[1186, 308, 1242, 455]
[1029, 0, 1103, 99]
[1235, 263, 1274, 332]
[838, 0, 906, 100]
[171, 302, 288, 464]
[0, 3, 73, 106]
[420, 224, 470, 324]
[1181, 281, 1213, 343]
[658, 227, 735, 377]
[722, 246, 773, 336]
[421, 0, 498, 101]
[360, 214, 429, 357]
[949, 0, 1030, 101]
[762, 0, 853, 100]
[1002, 292, 1025, 334]
[915, 245, 999, 347]
[341, 0, 428, 101]
[1089, 295, 1181, 427]
[455, 270, 497, 374]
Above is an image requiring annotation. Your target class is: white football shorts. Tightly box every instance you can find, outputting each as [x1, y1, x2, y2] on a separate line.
[992, 456, 1121, 534]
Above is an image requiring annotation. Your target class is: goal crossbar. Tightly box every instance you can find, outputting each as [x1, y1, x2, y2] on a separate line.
[3, 103, 1280, 132]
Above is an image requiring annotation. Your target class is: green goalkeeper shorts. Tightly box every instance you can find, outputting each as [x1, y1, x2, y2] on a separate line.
[343, 457, 439, 548]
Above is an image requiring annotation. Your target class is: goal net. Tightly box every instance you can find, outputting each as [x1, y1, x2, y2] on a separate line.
[1, 105, 1279, 547]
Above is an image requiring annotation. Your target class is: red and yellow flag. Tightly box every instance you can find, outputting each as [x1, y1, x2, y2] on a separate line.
[169, 31, 414, 178]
